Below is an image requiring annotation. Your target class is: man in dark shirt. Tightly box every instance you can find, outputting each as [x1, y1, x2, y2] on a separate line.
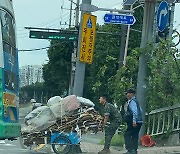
[98, 94, 121, 154]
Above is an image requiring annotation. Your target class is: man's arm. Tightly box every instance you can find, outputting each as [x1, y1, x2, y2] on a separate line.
[102, 115, 109, 128]
[129, 100, 138, 127]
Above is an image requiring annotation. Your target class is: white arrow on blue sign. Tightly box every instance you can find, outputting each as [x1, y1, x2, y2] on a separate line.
[157, 1, 169, 32]
[104, 13, 136, 25]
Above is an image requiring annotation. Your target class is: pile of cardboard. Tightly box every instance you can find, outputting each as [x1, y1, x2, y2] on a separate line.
[22, 95, 103, 134]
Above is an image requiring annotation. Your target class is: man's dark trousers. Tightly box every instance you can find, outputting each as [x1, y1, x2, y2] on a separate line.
[124, 123, 142, 153]
[104, 122, 120, 149]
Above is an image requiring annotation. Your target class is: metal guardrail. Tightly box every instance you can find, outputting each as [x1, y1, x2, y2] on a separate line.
[146, 104, 180, 136]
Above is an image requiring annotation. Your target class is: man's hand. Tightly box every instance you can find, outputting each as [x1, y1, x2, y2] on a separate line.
[133, 122, 137, 127]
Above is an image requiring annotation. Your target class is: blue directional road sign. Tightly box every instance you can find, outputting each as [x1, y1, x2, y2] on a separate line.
[104, 13, 136, 25]
[157, 1, 169, 32]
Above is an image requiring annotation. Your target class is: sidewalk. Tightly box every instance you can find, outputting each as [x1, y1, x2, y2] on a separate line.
[137, 146, 180, 154]
[80, 142, 120, 154]
[36, 141, 180, 154]
[80, 142, 180, 154]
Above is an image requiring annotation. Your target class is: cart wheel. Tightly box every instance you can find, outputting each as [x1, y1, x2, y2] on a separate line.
[52, 136, 72, 154]
[19, 136, 29, 149]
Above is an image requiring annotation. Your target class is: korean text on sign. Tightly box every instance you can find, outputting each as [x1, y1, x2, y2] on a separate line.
[79, 13, 97, 64]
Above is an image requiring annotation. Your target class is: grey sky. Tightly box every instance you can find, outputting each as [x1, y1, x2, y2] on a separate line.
[13, 0, 180, 66]
[13, 0, 122, 66]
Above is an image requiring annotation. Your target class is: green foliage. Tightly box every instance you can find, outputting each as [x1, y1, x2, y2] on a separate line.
[83, 8, 144, 108]
[84, 24, 122, 104]
[146, 40, 180, 111]
[100, 134, 124, 147]
[43, 41, 73, 96]
[108, 48, 141, 106]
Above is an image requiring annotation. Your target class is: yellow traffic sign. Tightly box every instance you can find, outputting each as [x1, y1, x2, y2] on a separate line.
[79, 13, 97, 64]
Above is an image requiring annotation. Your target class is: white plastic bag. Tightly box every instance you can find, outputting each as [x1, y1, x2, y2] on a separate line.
[47, 95, 80, 118]
[49, 100, 65, 118]
[77, 96, 95, 107]
[47, 96, 62, 107]
[25, 106, 56, 132]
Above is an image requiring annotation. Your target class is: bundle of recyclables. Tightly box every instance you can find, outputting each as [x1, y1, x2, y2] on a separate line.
[22, 95, 103, 136]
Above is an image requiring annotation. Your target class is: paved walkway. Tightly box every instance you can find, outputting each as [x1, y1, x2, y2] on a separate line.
[137, 146, 180, 154]
[80, 142, 180, 154]
[33, 141, 180, 153]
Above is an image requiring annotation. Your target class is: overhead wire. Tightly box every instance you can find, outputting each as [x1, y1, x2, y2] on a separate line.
[17, 16, 70, 38]
[17, 1, 70, 37]
[18, 42, 66, 52]
[16, 17, 61, 32]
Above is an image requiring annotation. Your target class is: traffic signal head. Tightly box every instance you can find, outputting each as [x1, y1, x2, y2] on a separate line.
[29, 30, 78, 41]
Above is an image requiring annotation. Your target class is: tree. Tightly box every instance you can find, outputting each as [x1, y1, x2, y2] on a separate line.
[109, 38, 180, 112]
[43, 41, 73, 96]
[42, 7, 144, 108]
[20, 82, 47, 104]
[84, 7, 144, 107]
[146, 40, 180, 112]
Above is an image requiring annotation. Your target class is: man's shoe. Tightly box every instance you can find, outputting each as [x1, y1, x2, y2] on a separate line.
[98, 149, 111, 154]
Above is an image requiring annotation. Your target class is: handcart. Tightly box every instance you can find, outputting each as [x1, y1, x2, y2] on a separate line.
[20, 97, 103, 154]
[19, 130, 81, 154]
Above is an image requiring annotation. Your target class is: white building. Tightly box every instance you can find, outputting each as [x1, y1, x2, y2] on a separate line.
[19, 65, 44, 87]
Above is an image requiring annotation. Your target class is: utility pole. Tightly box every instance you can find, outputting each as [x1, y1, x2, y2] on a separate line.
[69, 0, 73, 28]
[73, 0, 92, 97]
[68, 0, 80, 95]
[136, 0, 155, 136]
[75, 0, 80, 28]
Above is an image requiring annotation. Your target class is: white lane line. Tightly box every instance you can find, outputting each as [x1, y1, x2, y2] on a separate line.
[0, 148, 28, 151]
[0, 141, 5, 144]
[3, 143, 16, 146]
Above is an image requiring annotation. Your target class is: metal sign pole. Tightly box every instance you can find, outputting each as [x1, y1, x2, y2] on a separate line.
[73, 0, 92, 96]
[123, 5, 133, 66]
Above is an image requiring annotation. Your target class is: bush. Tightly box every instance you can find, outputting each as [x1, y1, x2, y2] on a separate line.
[100, 134, 124, 147]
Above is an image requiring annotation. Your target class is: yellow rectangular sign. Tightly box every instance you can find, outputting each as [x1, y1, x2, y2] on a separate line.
[79, 13, 97, 64]
[3, 92, 16, 107]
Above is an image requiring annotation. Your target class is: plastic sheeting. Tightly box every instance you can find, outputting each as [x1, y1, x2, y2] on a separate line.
[24, 106, 56, 132]
[47, 96, 64, 118]
[63, 95, 80, 112]
[77, 96, 95, 107]
[47, 96, 62, 107]
[47, 95, 80, 118]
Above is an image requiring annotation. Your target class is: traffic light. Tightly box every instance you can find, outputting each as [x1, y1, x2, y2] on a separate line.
[29, 30, 78, 41]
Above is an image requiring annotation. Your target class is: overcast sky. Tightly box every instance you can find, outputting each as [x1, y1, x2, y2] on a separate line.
[13, 0, 180, 66]
[13, 0, 122, 66]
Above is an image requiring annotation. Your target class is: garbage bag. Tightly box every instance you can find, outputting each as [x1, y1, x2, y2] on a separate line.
[47, 96, 62, 107]
[24, 106, 56, 132]
[77, 96, 95, 107]
[48, 95, 80, 118]
[62, 95, 80, 112]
